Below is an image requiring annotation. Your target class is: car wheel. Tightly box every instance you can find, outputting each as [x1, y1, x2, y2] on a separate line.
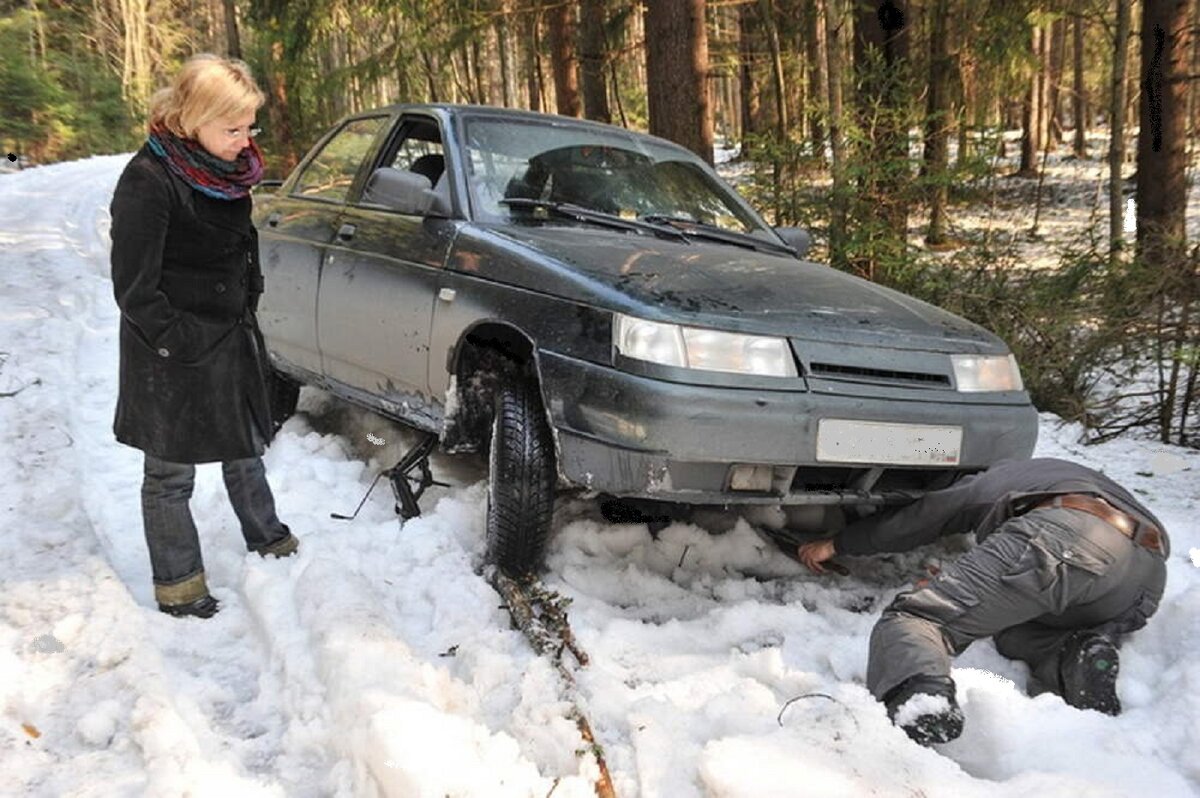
[485, 376, 556, 577]
[267, 369, 300, 432]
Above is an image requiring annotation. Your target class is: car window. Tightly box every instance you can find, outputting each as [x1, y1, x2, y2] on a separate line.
[292, 116, 388, 202]
[388, 132, 445, 188]
[461, 116, 765, 234]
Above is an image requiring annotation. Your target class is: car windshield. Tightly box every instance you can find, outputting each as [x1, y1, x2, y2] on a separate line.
[460, 116, 769, 236]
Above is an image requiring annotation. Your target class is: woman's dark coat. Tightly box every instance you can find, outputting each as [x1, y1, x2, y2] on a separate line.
[110, 144, 274, 463]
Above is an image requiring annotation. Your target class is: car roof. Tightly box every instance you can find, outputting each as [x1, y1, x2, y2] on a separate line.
[353, 103, 696, 156]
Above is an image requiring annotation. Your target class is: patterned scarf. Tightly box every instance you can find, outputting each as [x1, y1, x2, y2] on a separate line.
[147, 125, 264, 200]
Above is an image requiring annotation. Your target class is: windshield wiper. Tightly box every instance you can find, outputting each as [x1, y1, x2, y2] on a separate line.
[499, 198, 687, 241]
[638, 214, 795, 256]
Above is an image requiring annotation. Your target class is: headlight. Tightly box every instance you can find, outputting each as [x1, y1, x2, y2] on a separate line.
[951, 353, 1024, 392]
[615, 313, 798, 378]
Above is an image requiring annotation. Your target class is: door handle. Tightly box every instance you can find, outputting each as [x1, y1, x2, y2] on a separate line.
[266, 211, 281, 227]
[336, 223, 357, 241]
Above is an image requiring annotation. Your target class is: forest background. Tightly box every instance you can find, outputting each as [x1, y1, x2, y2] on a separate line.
[1, 0, 1197, 449]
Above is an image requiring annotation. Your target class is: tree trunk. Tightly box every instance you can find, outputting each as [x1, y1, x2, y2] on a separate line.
[1073, 10, 1087, 157]
[472, 39, 487, 104]
[1048, 17, 1066, 146]
[547, 0, 582, 116]
[580, 0, 611, 122]
[1136, 0, 1197, 445]
[1109, 0, 1131, 260]
[221, 0, 241, 59]
[853, 0, 911, 276]
[1136, 0, 1191, 261]
[924, 0, 951, 245]
[645, 0, 714, 164]
[805, 0, 828, 160]
[496, 0, 514, 107]
[524, 4, 543, 112]
[1018, 23, 1042, 176]
[957, 45, 976, 164]
[421, 49, 440, 103]
[267, 39, 298, 171]
[759, 0, 788, 140]
[1192, 0, 1200, 138]
[781, 0, 806, 142]
[739, 0, 761, 153]
[826, 0, 848, 268]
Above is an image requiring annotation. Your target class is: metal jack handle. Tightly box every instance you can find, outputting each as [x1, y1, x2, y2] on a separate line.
[385, 433, 449, 520]
[330, 433, 448, 522]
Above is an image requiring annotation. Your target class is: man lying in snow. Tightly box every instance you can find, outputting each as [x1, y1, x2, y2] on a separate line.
[796, 458, 1169, 746]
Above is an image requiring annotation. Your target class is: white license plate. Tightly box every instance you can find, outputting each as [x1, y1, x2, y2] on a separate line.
[816, 419, 962, 466]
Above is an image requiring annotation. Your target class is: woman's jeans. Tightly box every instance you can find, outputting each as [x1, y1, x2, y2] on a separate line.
[141, 452, 292, 605]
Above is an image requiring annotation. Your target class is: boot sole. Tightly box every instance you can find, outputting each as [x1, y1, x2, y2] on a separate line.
[1063, 638, 1120, 715]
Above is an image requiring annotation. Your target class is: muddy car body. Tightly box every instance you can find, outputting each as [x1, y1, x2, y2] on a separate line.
[256, 104, 1037, 575]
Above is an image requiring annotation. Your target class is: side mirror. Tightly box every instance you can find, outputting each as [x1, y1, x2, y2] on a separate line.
[773, 227, 812, 259]
[362, 167, 451, 217]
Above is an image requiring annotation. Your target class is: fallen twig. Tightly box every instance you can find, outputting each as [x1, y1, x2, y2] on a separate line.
[491, 569, 615, 798]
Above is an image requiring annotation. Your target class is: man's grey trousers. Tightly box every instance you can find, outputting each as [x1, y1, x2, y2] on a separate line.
[867, 506, 1167, 700]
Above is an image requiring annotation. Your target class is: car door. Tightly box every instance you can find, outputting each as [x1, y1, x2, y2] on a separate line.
[257, 115, 390, 377]
[316, 115, 456, 427]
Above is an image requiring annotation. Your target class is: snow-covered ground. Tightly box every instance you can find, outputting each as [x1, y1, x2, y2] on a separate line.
[1, 156, 1197, 798]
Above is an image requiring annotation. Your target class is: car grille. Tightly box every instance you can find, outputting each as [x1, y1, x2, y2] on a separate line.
[807, 361, 951, 388]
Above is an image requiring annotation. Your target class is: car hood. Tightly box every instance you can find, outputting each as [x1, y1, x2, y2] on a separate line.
[456, 224, 1005, 353]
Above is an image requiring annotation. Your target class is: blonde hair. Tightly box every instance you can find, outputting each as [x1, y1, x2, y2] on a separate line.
[149, 54, 266, 138]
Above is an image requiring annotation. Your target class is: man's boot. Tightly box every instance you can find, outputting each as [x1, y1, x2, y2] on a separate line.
[1059, 631, 1121, 715]
[883, 675, 964, 746]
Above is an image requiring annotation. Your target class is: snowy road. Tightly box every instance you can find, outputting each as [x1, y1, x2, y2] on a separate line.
[2, 157, 1198, 797]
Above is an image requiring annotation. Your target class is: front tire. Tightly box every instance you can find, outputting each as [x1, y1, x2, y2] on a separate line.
[485, 376, 556, 577]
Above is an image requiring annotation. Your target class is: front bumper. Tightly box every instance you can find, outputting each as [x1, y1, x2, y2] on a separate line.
[537, 351, 1038, 504]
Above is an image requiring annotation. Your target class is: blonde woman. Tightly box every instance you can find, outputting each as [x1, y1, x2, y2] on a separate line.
[110, 54, 298, 619]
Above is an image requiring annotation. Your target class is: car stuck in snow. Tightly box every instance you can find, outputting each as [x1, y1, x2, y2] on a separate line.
[254, 104, 1037, 576]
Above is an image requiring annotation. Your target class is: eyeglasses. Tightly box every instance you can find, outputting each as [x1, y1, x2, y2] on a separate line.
[223, 125, 262, 140]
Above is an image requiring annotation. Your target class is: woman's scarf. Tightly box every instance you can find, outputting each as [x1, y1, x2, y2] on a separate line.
[147, 125, 264, 200]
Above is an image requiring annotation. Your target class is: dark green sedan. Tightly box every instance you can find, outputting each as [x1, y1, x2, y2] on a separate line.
[255, 104, 1037, 576]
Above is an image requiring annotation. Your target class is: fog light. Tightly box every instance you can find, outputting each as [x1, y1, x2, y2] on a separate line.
[729, 464, 773, 492]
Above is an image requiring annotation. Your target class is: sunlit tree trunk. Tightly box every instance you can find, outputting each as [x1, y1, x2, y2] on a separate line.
[1048, 16, 1066, 147]
[547, 0, 581, 116]
[826, 0, 848, 268]
[496, 0, 514, 107]
[1073, 9, 1087, 158]
[805, 0, 827, 161]
[1018, 23, 1042, 176]
[645, 0, 714, 164]
[758, 0, 788, 140]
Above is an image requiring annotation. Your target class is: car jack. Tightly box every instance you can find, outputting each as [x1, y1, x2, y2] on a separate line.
[331, 433, 448, 522]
